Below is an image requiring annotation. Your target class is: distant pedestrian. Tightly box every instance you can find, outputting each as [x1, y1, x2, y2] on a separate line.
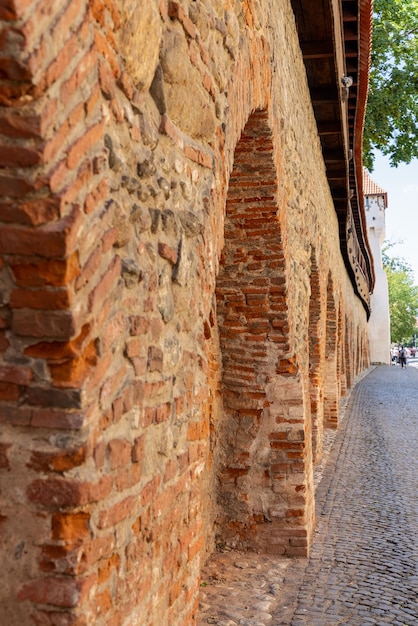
[399, 346, 407, 368]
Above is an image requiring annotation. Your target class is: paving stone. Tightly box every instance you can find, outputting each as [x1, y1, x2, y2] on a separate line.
[198, 365, 418, 625]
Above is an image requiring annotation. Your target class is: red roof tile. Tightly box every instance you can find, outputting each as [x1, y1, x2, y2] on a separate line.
[363, 168, 388, 206]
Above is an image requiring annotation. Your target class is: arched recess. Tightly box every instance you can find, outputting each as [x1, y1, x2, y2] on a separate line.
[215, 109, 314, 556]
[308, 249, 325, 464]
[324, 273, 339, 427]
[357, 326, 369, 374]
[344, 315, 354, 389]
[336, 303, 346, 399]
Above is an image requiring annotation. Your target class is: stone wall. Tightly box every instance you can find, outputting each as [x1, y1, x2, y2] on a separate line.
[0, 1, 370, 624]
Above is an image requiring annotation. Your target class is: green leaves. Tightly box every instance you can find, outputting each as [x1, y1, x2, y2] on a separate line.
[382, 242, 418, 342]
[364, 0, 418, 169]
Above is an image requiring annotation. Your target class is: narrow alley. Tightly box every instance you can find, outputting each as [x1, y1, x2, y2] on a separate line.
[198, 364, 418, 625]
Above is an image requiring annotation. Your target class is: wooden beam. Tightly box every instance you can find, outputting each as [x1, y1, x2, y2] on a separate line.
[301, 41, 334, 59]
[323, 149, 346, 163]
[310, 86, 338, 104]
[317, 121, 341, 135]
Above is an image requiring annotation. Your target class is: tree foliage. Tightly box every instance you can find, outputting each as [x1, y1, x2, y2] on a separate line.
[363, 0, 418, 170]
[382, 243, 418, 343]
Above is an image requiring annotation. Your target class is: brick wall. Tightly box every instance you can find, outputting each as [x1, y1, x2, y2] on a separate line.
[0, 1, 370, 624]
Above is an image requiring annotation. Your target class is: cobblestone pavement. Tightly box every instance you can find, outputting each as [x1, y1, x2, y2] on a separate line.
[198, 365, 418, 625]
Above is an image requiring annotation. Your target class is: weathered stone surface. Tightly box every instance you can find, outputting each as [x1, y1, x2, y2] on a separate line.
[0, 1, 371, 625]
[160, 28, 217, 139]
[117, 0, 162, 91]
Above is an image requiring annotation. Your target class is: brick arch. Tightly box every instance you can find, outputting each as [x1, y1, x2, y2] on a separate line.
[215, 109, 313, 556]
[308, 249, 326, 463]
[337, 304, 348, 398]
[356, 324, 369, 375]
[324, 273, 339, 427]
[344, 317, 354, 389]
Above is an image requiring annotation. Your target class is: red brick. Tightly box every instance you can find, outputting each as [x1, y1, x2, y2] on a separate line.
[0, 173, 39, 197]
[25, 385, 82, 409]
[31, 610, 88, 626]
[168, 2, 197, 38]
[142, 380, 165, 400]
[94, 439, 106, 469]
[147, 345, 163, 372]
[28, 445, 87, 473]
[48, 159, 71, 194]
[163, 458, 177, 483]
[39, 532, 114, 577]
[0, 110, 43, 139]
[0, 56, 31, 81]
[0, 143, 43, 167]
[67, 120, 105, 170]
[0, 1, 18, 19]
[0, 196, 62, 226]
[0, 381, 21, 401]
[0, 205, 82, 257]
[99, 365, 127, 410]
[158, 241, 178, 265]
[110, 97, 124, 124]
[60, 44, 97, 106]
[36, 29, 79, 96]
[27, 475, 113, 508]
[0, 442, 11, 468]
[94, 29, 120, 78]
[10, 287, 72, 310]
[152, 485, 177, 520]
[75, 247, 102, 291]
[117, 71, 134, 101]
[141, 476, 161, 507]
[0, 364, 32, 385]
[30, 406, 90, 430]
[9, 253, 80, 288]
[18, 574, 96, 607]
[48, 341, 97, 388]
[98, 58, 116, 99]
[43, 103, 85, 164]
[142, 406, 155, 428]
[102, 226, 117, 253]
[84, 351, 111, 398]
[12, 309, 80, 339]
[130, 356, 147, 376]
[131, 435, 145, 464]
[159, 112, 183, 143]
[51, 512, 91, 543]
[115, 462, 142, 492]
[24, 323, 91, 361]
[88, 256, 122, 313]
[98, 552, 121, 585]
[38, 542, 80, 576]
[85, 83, 101, 119]
[183, 142, 213, 168]
[0, 405, 32, 425]
[53, 0, 88, 48]
[154, 402, 171, 424]
[102, 312, 126, 352]
[125, 337, 141, 358]
[111, 395, 123, 423]
[97, 495, 135, 529]
[108, 438, 131, 469]
[84, 178, 108, 214]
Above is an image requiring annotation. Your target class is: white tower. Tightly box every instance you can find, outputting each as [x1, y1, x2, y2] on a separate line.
[364, 168, 391, 364]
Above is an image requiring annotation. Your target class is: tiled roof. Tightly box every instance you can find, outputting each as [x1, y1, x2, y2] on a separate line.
[363, 168, 388, 206]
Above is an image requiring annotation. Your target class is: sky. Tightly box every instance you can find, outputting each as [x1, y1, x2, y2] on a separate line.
[369, 153, 418, 282]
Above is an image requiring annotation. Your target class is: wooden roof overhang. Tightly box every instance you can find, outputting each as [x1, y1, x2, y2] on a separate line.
[290, 0, 375, 316]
